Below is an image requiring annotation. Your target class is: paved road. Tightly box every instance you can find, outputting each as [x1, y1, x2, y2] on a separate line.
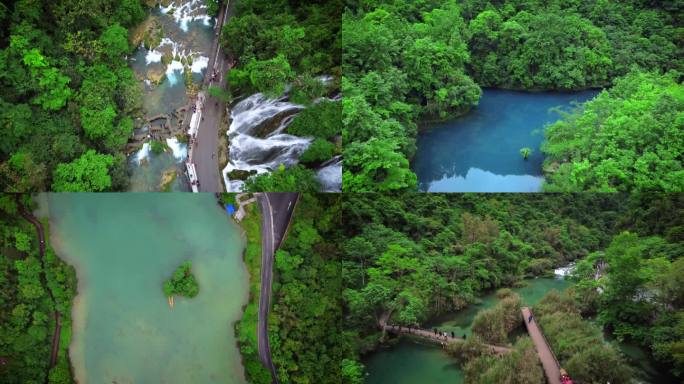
[196, 0, 235, 192]
[257, 193, 299, 384]
[522, 307, 561, 384]
[15, 196, 62, 378]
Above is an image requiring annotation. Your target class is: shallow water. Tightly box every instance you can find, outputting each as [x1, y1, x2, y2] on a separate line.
[45, 194, 248, 383]
[128, 0, 214, 191]
[413, 89, 599, 192]
[363, 276, 570, 383]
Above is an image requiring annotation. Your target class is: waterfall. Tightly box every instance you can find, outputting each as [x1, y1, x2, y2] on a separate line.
[316, 156, 342, 192]
[222, 94, 313, 192]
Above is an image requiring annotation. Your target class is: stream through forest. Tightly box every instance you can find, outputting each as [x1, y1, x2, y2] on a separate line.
[412, 89, 599, 192]
[363, 266, 670, 384]
[43, 193, 249, 383]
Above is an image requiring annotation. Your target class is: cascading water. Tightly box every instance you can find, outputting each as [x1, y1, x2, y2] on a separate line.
[222, 94, 313, 192]
[316, 156, 342, 192]
[127, 0, 214, 191]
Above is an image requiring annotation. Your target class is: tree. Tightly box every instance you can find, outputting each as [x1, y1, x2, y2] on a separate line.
[99, 24, 129, 59]
[51, 150, 114, 192]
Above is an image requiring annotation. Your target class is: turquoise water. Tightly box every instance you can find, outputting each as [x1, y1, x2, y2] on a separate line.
[413, 89, 599, 192]
[363, 276, 570, 383]
[45, 194, 248, 384]
[364, 339, 464, 384]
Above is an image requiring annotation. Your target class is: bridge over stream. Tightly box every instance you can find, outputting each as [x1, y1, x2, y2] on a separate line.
[380, 307, 570, 384]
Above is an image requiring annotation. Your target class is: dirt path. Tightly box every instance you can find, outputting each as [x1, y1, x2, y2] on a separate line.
[15, 196, 62, 375]
[521, 307, 561, 384]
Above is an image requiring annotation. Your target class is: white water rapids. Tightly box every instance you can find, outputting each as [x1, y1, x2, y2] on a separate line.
[222, 94, 313, 192]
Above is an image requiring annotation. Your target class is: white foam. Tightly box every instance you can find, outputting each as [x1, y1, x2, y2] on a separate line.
[554, 263, 575, 277]
[145, 49, 163, 64]
[134, 143, 151, 164]
[165, 137, 187, 162]
[222, 93, 315, 192]
[316, 156, 342, 192]
[191, 55, 209, 73]
[161, 0, 210, 32]
[166, 60, 184, 85]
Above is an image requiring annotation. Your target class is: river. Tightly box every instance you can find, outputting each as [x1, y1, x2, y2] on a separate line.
[43, 193, 248, 383]
[128, 0, 213, 191]
[413, 89, 599, 192]
[363, 274, 571, 384]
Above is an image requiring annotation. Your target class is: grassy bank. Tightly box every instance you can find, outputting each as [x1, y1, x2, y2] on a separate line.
[40, 217, 77, 384]
[234, 201, 272, 384]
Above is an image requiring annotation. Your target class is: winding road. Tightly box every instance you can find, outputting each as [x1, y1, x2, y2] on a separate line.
[192, 0, 235, 192]
[14, 196, 61, 378]
[257, 193, 299, 384]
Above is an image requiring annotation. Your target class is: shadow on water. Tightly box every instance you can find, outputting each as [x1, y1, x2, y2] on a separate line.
[413, 89, 600, 192]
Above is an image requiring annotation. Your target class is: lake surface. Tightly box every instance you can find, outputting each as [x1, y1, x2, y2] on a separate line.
[363, 276, 570, 384]
[45, 194, 248, 383]
[413, 89, 599, 192]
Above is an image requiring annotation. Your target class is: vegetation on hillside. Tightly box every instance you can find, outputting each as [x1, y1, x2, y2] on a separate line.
[342, 0, 683, 191]
[218, 0, 342, 191]
[0, 195, 76, 383]
[268, 194, 344, 383]
[341, 193, 684, 381]
[542, 71, 683, 192]
[0, 0, 147, 192]
[232, 201, 272, 384]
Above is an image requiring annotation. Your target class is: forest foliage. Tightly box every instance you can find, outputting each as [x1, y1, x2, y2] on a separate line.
[341, 193, 684, 380]
[543, 71, 683, 192]
[0, 195, 76, 383]
[342, 0, 683, 192]
[268, 194, 344, 384]
[0, 0, 147, 192]
[220, 0, 342, 191]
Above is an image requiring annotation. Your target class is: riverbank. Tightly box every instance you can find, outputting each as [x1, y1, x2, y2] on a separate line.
[233, 199, 272, 384]
[37, 215, 77, 384]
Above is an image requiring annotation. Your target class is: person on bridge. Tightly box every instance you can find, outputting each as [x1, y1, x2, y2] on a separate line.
[463, 333, 466, 340]
[451, 331, 455, 338]
[433, 328, 437, 335]
[528, 314, 534, 323]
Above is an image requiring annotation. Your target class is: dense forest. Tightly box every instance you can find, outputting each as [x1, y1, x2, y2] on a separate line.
[0, 195, 76, 383]
[266, 193, 344, 383]
[0, 0, 147, 192]
[340, 193, 684, 383]
[217, 0, 343, 192]
[342, 0, 683, 192]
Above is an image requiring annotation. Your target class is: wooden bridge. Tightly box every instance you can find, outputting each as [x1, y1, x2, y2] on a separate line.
[380, 307, 569, 384]
[522, 307, 562, 384]
[380, 320, 512, 355]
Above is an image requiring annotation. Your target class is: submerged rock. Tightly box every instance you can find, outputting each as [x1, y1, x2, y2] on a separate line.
[227, 169, 258, 181]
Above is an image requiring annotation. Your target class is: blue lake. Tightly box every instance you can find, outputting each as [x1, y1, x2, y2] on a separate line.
[413, 89, 599, 192]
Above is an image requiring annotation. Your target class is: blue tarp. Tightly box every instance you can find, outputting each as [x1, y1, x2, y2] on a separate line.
[226, 204, 236, 215]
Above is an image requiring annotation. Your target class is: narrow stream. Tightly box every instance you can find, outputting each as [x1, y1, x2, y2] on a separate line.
[127, 0, 213, 191]
[44, 193, 249, 383]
